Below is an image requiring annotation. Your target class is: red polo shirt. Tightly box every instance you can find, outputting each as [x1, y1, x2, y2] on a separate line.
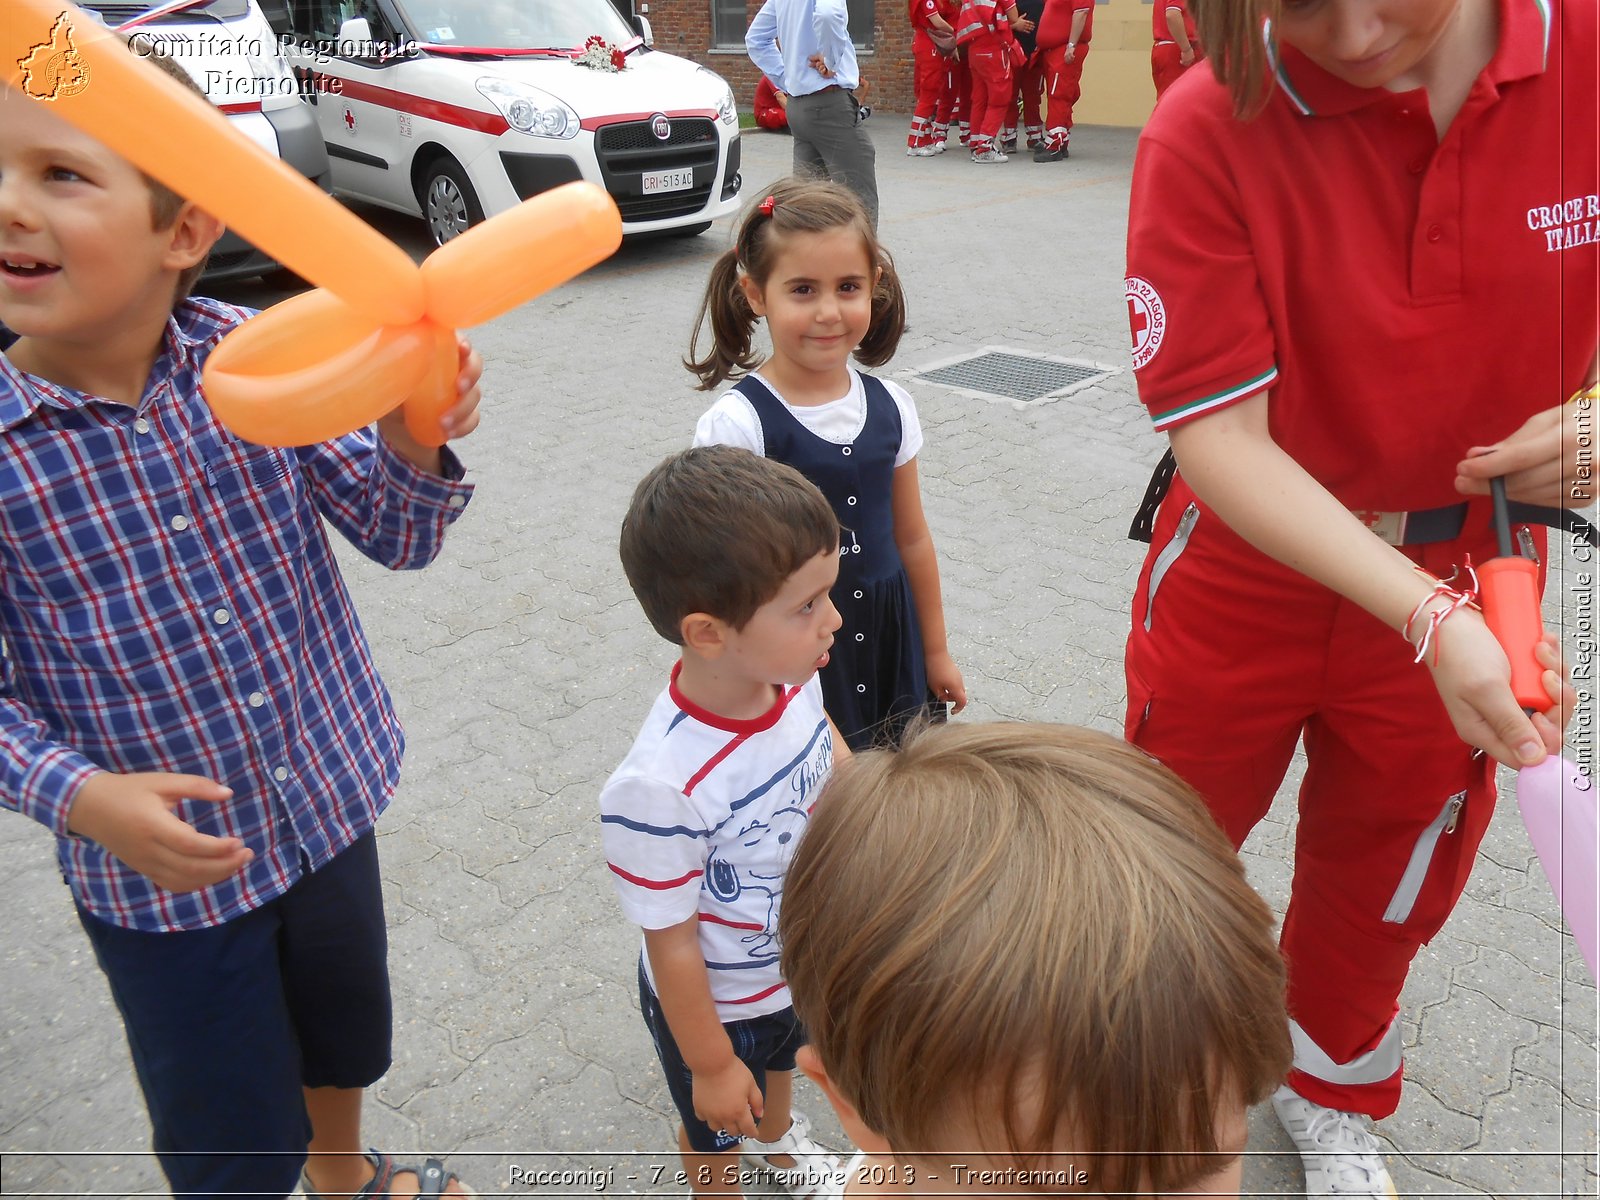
[1036, 0, 1091, 49]
[1152, 0, 1195, 44]
[910, 0, 940, 30]
[1125, 0, 1598, 512]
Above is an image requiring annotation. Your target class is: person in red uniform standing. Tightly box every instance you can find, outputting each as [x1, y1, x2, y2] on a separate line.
[1122, 0, 1595, 1191]
[1031, 0, 1091, 161]
[753, 74, 790, 130]
[954, 0, 1033, 162]
[1013, 0, 1047, 148]
[907, 0, 959, 154]
[1150, 0, 1202, 100]
[929, 0, 963, 151]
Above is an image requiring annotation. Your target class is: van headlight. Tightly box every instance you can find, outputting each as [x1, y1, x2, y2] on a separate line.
[716, 82, 736, 126]
[476, 79, 580, 139]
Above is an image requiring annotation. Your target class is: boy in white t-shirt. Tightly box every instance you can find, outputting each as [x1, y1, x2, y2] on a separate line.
[605, 446, 850, 1199]
[781, 722, 1293, 1198]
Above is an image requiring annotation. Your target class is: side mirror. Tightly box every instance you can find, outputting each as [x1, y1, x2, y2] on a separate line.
[336, 15, 373, 44]
[633, 14, 654, 46]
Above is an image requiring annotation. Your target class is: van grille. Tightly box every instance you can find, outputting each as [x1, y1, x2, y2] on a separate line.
[593, 118, 719, 222]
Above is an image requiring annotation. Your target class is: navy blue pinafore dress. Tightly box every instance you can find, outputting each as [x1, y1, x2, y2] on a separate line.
[734, 373, 929, 750]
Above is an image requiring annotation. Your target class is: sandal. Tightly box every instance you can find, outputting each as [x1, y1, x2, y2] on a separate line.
[302, 1148, 474, 1199]
[740, 1111, 845, 1199]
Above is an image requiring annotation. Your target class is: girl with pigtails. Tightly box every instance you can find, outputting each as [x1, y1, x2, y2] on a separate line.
[687, 177, 966, 750]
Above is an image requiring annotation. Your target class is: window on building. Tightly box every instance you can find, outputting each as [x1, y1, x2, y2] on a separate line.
[848, 0, 874, 48]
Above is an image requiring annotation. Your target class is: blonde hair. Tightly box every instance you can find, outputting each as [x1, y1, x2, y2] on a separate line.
[685, 177, 906, 391]
[1195, 0, 1280, 117]
[780, 722, 1290, 1195]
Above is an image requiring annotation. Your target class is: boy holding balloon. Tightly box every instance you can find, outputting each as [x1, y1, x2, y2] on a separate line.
[0, 45, 481, 1200]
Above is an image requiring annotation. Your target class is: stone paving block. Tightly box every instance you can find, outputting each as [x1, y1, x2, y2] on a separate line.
[1512, 1022, 1600, 1114]
[401, 1022, 588, 1146]
[1415, 984, 1539, 1119]
[1458, 1072, 1591, 1196]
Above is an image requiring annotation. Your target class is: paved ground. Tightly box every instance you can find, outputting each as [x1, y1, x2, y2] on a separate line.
[2, 118, 1597, 1198]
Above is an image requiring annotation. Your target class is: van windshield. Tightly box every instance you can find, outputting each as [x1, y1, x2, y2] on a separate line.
[394, 0, 634, 49]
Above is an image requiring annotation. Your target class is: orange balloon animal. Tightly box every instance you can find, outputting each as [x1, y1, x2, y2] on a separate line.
[3, 0, 622, 446]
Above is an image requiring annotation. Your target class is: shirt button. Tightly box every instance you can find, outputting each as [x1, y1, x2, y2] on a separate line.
[847, 496, 858, 506]
[447, 495, 466, 509]
[170, 515, 190, 532]
[133, 418, 151, 435]
[273, 766, 289, 782]
[248, 691, 266, 708]
[213, 609, 230, 625]
[1426, 223, 1443, 242]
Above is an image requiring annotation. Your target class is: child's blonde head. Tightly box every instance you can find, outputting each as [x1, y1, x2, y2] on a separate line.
[685, 177, 906, 390]
[780, 721, 1290, 1195]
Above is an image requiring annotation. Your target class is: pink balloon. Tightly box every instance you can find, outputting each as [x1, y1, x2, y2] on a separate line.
[1516, 755, 1598, 981]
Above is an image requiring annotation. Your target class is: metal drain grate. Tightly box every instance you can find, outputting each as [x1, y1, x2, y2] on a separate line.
[912, 349, 1116, 405]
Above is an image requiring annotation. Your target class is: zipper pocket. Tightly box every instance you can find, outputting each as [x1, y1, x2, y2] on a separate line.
[1143, 503, 1199, 632]
[1382, 790, 1466, 924]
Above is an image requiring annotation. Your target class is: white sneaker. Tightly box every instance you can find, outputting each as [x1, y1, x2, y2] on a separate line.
[1272, 1086, 1399, 1198]
[741, 1110, 845, 1199]
[904, 144, 938, 157]
[971, 148, 1008, 163]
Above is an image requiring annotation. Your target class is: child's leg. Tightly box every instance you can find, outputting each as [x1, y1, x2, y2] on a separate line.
[754, 1070, 797, 1166]
[679, 1129, 746, 1200]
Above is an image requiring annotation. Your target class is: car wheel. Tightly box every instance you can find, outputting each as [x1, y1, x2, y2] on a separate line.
[418, 156, 484, 247]
[668, 221, 713, 238]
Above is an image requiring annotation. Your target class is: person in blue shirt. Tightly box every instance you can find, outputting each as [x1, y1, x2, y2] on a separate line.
[746, 0, 879, 225]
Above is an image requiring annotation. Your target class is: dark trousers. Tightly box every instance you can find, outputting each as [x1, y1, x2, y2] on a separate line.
[786, 87, 879, 226]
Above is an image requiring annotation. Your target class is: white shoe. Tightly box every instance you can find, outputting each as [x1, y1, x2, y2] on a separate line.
[971, 148, 1008, 163]
[741, 1110, 844, 1199]
[904, 144, 938, 156]
[1272, 1086, 1399, 1198]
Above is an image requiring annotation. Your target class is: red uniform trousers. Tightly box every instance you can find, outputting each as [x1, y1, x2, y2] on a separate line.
[910, 36, 949, 147]
[1018, 52, 1046, 143]
[1151, 42, 1201, 98]
[1038, 42, 1086, 150]
[953, 53, 973, 140]
[1124, 476, 1539, 1119]
[934, 54, 961, 141]
[965, 34, 1013, 152]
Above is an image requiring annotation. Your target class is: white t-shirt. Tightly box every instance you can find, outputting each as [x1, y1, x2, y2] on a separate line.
[600, 668, 836, 1021]
[693, 369, 924, 468]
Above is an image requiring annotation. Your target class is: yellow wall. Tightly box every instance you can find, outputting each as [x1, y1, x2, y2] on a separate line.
[1072, 0, 1157, 127]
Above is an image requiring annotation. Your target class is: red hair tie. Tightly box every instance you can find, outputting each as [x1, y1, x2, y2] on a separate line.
[758, 195, 778, 216]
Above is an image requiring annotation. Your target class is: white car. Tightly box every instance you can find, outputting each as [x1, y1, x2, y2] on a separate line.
[272, 0, 742, 245]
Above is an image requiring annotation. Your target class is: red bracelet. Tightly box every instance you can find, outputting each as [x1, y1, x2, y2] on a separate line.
[1404, 563, 1480, 665]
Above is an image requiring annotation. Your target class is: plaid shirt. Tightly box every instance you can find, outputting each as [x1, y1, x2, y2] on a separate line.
[0, 298, 474, 932]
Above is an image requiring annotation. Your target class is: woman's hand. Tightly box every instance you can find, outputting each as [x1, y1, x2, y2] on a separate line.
[1455, 398, 1596, 507]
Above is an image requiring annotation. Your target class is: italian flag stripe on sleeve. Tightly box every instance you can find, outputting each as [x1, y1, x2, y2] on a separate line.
[1150, 366, 1279, 431]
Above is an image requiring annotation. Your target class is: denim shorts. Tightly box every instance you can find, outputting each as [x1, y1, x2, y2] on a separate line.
[637, 957, 805, 1152]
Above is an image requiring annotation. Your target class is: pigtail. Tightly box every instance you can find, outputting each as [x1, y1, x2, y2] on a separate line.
[685, 246, 763, 391]
[852, 246, 907, 369]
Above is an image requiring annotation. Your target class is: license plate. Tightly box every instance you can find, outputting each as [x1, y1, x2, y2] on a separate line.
[642, 168, 695, 194]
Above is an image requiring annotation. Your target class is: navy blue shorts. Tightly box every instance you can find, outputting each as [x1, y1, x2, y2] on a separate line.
[638, 958, 805, 1153]
[76, 832, 391, 1199]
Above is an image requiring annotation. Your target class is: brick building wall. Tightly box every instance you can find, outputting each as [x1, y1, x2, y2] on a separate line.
[641, 0, 918, 116]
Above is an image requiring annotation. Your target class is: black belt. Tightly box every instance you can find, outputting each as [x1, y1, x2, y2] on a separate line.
[1127, 448, 1599, 547]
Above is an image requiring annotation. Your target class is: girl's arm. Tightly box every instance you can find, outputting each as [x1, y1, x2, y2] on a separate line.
[1169, 392, 1567, 766]
[891, 460, 968, 711]
[1164, 5, 1194, 62]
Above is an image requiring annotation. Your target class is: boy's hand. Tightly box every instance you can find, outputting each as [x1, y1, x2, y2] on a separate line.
[1425, 616, 1572, 766]
[926, 650, 968, 713]
[377, 336, 484, 474]
[66, 772, 252, 893]
[691, 1057, 763, 1140]
[1454, 398, 1595, 506]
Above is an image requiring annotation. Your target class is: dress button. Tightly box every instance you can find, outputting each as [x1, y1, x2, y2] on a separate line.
[1426, 223, 1443, 242]
[841, 446, 852, 456]
[856, 683, 867, 693]
[213, 608, 230, 625]
[855, 633, 864, 642]
[248, 691, 266, 708]
[854, 590, 863, 599]
[133, 418, 151, 435]
[846, 496, 857, 506]
[851, 544, 861, 553]
[273, 766, 289, 782]
[170, 515, 190, 532]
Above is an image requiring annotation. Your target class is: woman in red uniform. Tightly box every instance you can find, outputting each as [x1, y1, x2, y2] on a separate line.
[1030, 0, 1091, 161]
[954, 0, 1033, 161]
[1149, 0, 1202, 99]
[1122, 0, 1594, 1190]
[907, 0, 959, 153]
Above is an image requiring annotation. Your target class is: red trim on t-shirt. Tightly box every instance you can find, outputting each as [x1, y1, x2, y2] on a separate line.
[724, 980, 788, 1005]
[668, 662, 799, 736]
[608, 863, 703, 890]
[700, 912, 765, 930]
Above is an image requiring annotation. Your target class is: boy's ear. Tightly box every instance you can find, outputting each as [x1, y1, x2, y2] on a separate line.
[738, 272, 767, 318]
[796, 1045, 892, 1154]
[163, 201, 226, 273]
[680, 611, 729, 658]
